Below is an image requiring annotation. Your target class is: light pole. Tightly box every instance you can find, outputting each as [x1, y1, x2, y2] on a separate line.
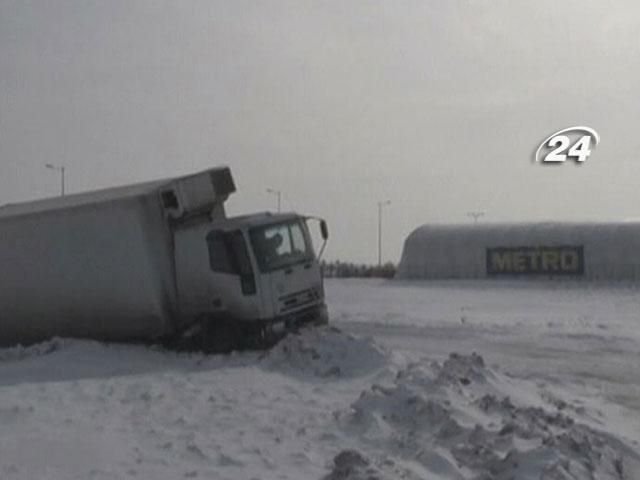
[377, 200, 391, 266]
[46, 163, 66, 196]
[266, 188, 281, 213]
[467, 211, 484, 224]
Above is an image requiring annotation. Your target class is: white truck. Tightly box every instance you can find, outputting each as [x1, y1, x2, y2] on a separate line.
[0, 167, 328, 351]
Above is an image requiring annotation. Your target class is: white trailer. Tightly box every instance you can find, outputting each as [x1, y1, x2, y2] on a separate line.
[0, 167, 328, 350]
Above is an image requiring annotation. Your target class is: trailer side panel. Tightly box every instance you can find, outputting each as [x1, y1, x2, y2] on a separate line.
[0, 196, 176, 345]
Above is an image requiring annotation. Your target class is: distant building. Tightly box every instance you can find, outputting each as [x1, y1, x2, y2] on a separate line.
[396, 222, 640, 281]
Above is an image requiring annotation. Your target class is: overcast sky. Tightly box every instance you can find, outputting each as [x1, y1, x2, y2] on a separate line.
[2, 1, 640, 263]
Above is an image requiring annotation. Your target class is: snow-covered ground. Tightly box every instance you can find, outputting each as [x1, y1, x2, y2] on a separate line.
[0, 278, 639, 479]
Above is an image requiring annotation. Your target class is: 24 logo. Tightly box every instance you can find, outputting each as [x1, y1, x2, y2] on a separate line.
[535, 126, 600, 164]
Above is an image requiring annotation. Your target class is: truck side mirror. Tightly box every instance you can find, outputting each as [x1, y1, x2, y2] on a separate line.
[320, 220, 329, 240]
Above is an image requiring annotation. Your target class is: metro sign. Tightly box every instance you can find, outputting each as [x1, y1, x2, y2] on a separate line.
[486, 246, 584, 276]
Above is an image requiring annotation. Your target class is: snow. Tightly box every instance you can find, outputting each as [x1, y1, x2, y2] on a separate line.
[261, 326, 388, 379]
[337, 352, 639, 479]
[0, 278, 639, 479]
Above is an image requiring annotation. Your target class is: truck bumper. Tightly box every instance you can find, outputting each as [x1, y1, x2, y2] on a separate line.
[277, 302, 328, 330]
[175, 303, 329, 353]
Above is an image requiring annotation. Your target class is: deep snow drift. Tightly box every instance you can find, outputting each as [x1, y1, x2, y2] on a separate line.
[334, 351, 639, 479]
[0, 317, 638, 479]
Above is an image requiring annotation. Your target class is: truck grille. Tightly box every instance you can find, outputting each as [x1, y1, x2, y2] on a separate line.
[279, 288, 320, 312]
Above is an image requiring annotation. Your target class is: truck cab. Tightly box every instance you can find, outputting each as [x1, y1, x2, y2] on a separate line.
[173, 211, 328, 348]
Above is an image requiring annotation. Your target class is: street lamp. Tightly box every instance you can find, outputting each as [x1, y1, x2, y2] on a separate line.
[377, 200, 391, 267]
[266, 188, 281, 213]
[46, 163, 66, 197]
[467, 211, 484, 224]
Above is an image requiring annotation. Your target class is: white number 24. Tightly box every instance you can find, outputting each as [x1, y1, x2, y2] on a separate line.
[544, 135, 592, 163]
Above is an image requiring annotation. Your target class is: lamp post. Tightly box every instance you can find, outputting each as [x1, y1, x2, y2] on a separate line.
[377, 200, 391, 266]
[45, 163, 66, 196]
[266, 188, 282, 213]
[467, 211, 484, 224]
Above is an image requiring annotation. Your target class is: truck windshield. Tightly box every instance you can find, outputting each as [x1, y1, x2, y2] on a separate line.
[250, 220, 313, 272]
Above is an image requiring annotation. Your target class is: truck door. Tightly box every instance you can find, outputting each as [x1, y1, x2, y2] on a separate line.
[174, 224, 260, 326]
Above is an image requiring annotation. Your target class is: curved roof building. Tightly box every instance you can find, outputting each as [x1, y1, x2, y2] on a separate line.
[396, 222, 640, 280]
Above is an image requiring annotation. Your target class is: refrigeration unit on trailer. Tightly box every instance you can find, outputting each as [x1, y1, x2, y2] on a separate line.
[0, 167, 328, 351]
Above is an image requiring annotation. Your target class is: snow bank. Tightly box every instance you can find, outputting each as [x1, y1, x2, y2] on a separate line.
[338, 352, 640, 479]
[0, 337, 68, 362]
[260, 327, 388, 379]
[0, 325, 636, 479]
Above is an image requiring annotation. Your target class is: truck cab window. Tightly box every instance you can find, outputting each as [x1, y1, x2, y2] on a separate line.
[207, 230, 256, 295]
[227, 230, 256, 295]
[289, 222, 308, 255]
[207, 231, 235, 274]
[250, 221, 312, 272]
[228, 231, 253, 276]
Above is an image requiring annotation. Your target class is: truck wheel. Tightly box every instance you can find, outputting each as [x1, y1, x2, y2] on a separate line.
[203, 320, 240, 354]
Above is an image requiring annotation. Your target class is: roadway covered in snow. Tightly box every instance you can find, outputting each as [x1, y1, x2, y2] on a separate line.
[0, 278, 638, 479]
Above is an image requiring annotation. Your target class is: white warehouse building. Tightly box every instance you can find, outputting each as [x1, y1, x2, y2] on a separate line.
[396, 222, 640, 281]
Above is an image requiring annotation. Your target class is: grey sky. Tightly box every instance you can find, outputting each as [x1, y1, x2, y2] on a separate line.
[1, 1, 640, 263]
